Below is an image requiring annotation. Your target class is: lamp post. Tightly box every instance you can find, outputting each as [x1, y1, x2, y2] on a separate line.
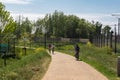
[114, 24, 117, 53]
[112, 14, 120, 43]
[118, 18, 120, 43]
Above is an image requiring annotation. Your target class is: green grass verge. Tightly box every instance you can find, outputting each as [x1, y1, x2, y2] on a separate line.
[0, 48, 51, 80]
[56, 43, 120, 80]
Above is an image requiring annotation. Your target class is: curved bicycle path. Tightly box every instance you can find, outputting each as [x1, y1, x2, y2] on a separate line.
[42, 52, 108, 80]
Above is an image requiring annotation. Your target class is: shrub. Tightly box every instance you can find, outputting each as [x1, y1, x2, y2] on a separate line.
[86, 41, 92, 47]
[0, 49, 51, 80]
[35, 48, 45, 53]
[103, 46, 113, 55]
[15, 48, 23, 59]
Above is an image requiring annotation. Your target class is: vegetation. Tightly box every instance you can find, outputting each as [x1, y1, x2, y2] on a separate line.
[0, 2, 112, 42]
[56, 43, 120, 80]
[0, 2, 118, 80]
[34, 11, 103, 39]
[0, 2, 16, 41]
[0, 48, 51, 80]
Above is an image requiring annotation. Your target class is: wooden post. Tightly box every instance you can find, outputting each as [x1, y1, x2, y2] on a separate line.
[117, 56, 120, 76]
[4, 52, 6, 66]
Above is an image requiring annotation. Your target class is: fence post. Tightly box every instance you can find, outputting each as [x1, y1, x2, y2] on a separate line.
[44, 33, 47, 49]
[115, 27, 117, 53]
[4, 52, 7, 66]
[110, 31, 113, 48]
[117, 56, 120, 77]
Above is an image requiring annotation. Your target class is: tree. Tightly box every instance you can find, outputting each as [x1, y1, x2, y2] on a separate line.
[87, 22, 96, 43]
[94, 22, 103, 46]
[103, 25, 111, 46]
[78, 19, 88, 38]
[95, 22, 102, 35]
[65, 15, 79, 38]
[103, 25, 111, 35]
[0, 2, 16, 41]
[34, 10, 104, 39]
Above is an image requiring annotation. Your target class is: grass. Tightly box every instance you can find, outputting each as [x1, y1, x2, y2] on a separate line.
[56, 43, 120, 80]
[0, 47, 51, 80]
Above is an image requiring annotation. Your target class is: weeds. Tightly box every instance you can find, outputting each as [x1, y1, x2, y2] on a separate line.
[0, 48, 51, 80]
[56, 43, 119, 80]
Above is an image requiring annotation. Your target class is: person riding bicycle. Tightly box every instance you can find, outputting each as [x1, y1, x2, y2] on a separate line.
[74, 44, 80, 61]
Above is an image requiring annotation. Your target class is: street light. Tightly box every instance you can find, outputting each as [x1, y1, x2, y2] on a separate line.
[114, 24, 117, 53]
[112, 13, 120, 43]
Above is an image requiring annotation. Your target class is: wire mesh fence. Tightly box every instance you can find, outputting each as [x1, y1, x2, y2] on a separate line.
[92, 27, 120, 53]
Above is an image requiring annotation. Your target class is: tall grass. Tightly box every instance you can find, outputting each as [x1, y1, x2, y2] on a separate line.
[56, 43, 120, 80]
[0, 48, 51, 80]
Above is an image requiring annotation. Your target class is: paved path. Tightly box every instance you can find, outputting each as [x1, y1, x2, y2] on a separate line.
[42, 52, 108, 80]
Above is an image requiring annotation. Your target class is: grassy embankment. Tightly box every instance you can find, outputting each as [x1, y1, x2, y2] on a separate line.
[0, 47, 51, 80]
[56, 42, 120, 80]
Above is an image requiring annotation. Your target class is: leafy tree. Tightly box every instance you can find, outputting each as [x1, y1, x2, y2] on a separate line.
[78, 19, 88, 38]
[103, 25, 111, 35]
[65, 15, 79, 38]
[0, 2, 16, 41]
[95, 22, 102, 35]
[103, 25, 111, 46]
[34, 10, 104, 40]
[87, 22, 96, 43]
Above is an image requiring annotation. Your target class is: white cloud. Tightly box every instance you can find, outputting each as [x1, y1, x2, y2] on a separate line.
[10, 11, 117, 28]
[10, 12, 45, 21]
[1, 0, 32, 4]
[71, 13, 117, 26]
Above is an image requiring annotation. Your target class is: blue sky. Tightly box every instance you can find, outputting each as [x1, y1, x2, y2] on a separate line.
[1, 0, 120, 28]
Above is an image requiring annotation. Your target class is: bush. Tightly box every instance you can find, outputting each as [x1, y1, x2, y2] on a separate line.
[0, 48, 51, 80]
[86, 41, 93, 47]
[15, 48, 23, 59]
[35, 48, 45, 53]
[102, 46, 113, 55]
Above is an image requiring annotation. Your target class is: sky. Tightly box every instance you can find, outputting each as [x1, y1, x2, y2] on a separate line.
[1, 0, 120, 28]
